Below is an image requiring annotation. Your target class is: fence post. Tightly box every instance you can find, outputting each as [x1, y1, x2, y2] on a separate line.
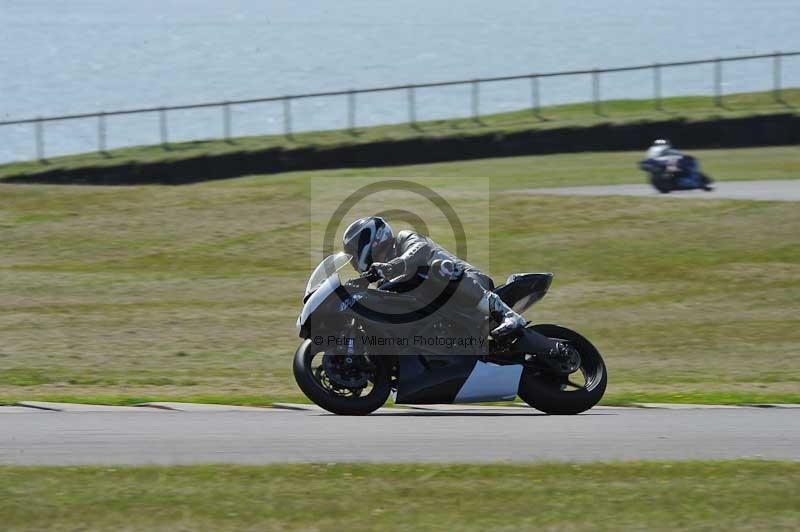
[407, 86, 417, 126]
[347, 90, 356, 132]
[159, 108, 168, 145]
[653, 63, 662, 110]
[773, 51, 783, 103]
[530, 75, 541, 118]
[97, 112, 107, 153]
[283, 97, 293, 138]
[592, 69, 601, 115]
[34, 118, 44, 161]
[471, 80, 480, 121]
[223, 102, 232, 141]
[713, 57, 723, 107]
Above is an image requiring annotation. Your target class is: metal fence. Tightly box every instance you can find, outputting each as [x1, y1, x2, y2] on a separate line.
[1, 51, 797, 162]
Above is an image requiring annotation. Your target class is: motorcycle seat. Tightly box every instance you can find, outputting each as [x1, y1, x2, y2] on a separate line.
[493, 273, 553, 314]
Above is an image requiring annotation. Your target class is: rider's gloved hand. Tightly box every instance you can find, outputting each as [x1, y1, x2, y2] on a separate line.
[369, 262, 394, 280]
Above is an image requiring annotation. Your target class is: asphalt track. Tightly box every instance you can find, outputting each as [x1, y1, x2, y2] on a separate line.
[523, 179, 800, 201]
[2, 404, 799, 465]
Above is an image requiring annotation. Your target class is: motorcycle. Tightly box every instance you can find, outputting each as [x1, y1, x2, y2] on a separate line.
[639, 154, 714, 193]
[294, 252, 607, 415]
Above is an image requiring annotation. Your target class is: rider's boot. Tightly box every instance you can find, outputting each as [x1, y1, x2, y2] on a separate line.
[477, 290, 528, 337]
[477, 291, 580, 362]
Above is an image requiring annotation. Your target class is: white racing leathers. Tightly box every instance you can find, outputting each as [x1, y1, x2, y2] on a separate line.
[373, 230, 527, 336]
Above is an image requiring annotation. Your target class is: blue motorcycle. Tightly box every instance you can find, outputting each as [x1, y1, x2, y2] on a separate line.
[639, 154, 714, 193]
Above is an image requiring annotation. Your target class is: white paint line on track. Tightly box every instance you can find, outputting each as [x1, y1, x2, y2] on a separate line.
[6, 401, 799, 414]
[272, 402, 324, 411]
[633, 403, 746, 409]
[401, 404, 615, 412]
[405, 404, 527, 412]
[0, 406, 52, 413]
[15, 401, 163, 413]
[138, 402, 276, 412]
[272, 402, 408, 414]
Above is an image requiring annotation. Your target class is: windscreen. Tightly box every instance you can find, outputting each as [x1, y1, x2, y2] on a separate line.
[305, 252, 352, 297]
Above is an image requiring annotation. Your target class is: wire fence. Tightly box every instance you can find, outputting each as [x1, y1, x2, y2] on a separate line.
[2, 51, 798, 162]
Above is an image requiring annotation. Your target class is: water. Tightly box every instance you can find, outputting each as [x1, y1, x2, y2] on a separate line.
[1, 0, 798, 163]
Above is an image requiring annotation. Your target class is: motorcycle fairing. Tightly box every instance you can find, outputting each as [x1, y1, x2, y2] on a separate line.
[395, 355, 476, 404]
[297, 274, 340, 334]
[395, 355, 522, 404]
[493, 273, 553, 314]
[453, 361, 522, 403]
[639, 155, 707, 190]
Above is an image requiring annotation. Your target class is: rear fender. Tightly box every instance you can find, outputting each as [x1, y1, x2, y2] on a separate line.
[493, 273, 553, 313]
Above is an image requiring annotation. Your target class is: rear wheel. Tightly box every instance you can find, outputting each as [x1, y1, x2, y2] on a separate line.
[293, 339, 392, 415]
[517, 324, 607, 415]
[700, 172, 714, 191]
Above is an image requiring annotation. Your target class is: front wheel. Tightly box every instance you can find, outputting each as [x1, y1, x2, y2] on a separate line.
[517, 324, 607, 415]
[293, 339, 392, 415]
[650, 174, 672, 193]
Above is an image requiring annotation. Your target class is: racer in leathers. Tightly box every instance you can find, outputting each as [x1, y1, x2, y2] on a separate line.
[342, 216, 527, 337]
[642, 138, 708, 189]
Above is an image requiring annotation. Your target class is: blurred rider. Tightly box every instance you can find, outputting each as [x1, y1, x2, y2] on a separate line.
[643, 138, 706, 188]
[342, 216, 527, 337]
[646, 138, 682, 159]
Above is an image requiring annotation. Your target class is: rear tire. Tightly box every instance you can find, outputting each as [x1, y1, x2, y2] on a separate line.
[700, 172, 714, 191]
[293, 339, 392, 415]
[517, 324, 607, 415]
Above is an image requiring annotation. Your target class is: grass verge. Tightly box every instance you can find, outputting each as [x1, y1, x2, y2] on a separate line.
[1, 147, 798, 403]
[1, 461, 798, 531]
[271, 144, 800, 189]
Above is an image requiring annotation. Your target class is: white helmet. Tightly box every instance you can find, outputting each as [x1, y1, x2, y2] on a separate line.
[342, 216, 394, 272]
[647, 138, 672, 158]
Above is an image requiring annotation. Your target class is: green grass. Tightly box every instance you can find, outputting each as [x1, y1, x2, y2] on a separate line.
[1, 88, 798, 179]
[1, 462, 798, 531]
[1, 146, 799, 405]
[271, 144, 800, 189]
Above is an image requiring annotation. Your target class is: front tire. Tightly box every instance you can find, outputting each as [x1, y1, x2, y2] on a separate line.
[517, 324, 607, 415]
[650, 174, 672, 193]
[293, 339, 392, 415]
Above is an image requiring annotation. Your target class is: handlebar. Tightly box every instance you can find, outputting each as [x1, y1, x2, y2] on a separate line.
[361, 268, 381, 283]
